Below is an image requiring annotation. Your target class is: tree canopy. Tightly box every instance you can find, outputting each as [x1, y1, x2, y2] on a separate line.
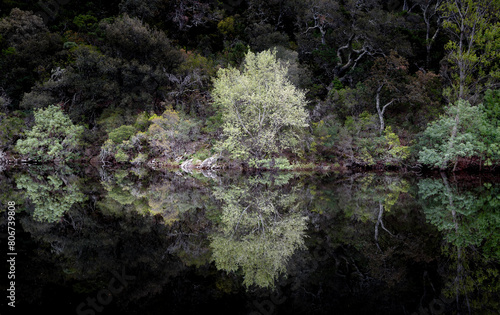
[15, 105, 84, 162]
[212, 49, 309, 160]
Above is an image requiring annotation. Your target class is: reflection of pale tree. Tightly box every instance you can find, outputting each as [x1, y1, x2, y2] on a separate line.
[15, 166, 84, 223]
[210, 174, 308, 288]
[419, 174, 500, 312]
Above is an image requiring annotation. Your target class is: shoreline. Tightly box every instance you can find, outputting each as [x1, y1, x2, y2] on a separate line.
[2, 154, 499, 175]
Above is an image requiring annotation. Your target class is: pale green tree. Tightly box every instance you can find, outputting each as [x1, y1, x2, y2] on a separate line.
[438, 0, 500, 169]
[212, 49, 309, 160]
[440, 0, 500, 101]
[15, 105, 84, 162]
[418, 99, 498, 170]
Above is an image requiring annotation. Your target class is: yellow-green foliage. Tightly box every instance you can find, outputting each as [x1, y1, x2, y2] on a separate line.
[217, 16, 236, 37]
[146, 107, 199, 159]
[133, 111, 150, 132]
[114, 148, 130, 163]
[179, 50, 216, 78]
[100, 107, 200, 164]
[212, 49, 309, 160]
[100, 112, 150, 164]
[98, 108, 137, 133]
[248, 157, 293, 170]
[336, 112, 409, 167]
[384, 126, 410, 161]
[108, 125, 136, 144]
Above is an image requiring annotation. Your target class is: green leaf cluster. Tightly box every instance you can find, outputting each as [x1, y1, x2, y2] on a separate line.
[15, 105, 84, 162]
[418, 99, 500, 168]
[212, 49, 309, 160]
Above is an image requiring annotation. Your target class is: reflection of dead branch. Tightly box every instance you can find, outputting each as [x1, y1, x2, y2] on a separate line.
[51, 241, 64, 254]
[375, 202, 394, 253]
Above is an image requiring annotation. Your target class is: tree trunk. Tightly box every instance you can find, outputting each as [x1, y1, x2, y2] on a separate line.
[376, 85, 385, 132]
[441, 111, 460, 171]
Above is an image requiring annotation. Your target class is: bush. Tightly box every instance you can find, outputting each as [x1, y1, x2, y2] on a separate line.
[248, 157, 293, 170]
[15, 105, 84, 162]
[108, 125, 136, 143]
[146, 107, 200, 159]
[418, 99, 498, 169]
[333, 113, 409, 167]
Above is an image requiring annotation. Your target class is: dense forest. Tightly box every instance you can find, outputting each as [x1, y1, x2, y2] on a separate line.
[0, 0, 499, 172]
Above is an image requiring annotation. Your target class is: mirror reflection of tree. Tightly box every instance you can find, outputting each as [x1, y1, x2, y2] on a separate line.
[419, 174, 500, 312]
[98, 167, 212, 223]
[210, 173, 308, 289]
[286, 173, 441, 313]
[15, 165, 84, 223]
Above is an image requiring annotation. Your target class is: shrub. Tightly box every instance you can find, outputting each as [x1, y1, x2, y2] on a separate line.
[15, 105, 84, 162]
[108, 125, 136, 143]
[146, 107, 200, 159]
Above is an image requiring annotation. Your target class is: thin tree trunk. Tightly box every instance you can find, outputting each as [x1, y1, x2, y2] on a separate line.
[376, 85, 385, 132]
[441, 112, 460, 171]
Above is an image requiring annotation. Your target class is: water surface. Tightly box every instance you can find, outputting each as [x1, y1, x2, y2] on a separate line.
[1, 165, 499, 314]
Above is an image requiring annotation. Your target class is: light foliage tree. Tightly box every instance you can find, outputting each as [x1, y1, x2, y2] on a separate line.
[440, 0, 500, 101]
[212, 49, 309, 160]
[418, 99, 498, 170]
[15, 105, 84, 162]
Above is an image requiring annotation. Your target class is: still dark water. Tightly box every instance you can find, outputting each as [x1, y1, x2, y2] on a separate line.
[1, 165, 499, 315]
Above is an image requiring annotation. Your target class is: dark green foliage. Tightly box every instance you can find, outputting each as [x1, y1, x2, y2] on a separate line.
[108, 125, 136, 144]
[98, 14, 182, 69]
[0, 111, 26, 150]
[0, 9, 63, 107]
[484, 89, 500, 127]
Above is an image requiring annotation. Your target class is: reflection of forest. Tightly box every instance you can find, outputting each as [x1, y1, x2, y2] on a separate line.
[3, 167, 499, 314]
[419, 174, 500, 312]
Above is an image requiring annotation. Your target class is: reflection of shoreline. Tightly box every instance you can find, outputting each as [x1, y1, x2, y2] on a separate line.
[3, 166, 498, 314]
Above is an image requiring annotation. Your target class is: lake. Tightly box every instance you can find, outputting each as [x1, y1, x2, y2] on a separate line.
[1, 165, 499, 314]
